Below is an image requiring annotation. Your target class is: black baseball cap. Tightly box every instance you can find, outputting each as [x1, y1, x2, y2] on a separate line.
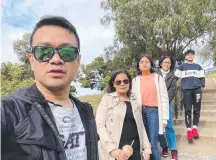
[184, 49, 195, 56]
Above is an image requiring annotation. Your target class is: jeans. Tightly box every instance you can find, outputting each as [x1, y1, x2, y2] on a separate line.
[142, 107, 160, 160]
[159, 104, 177, 151]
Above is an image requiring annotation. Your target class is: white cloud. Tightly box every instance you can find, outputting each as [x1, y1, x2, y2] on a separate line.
[1, 0, 114, 95]
[1, 0, 7, 5]
[1, 0, 114, 64]
[78, 24, 114, 64]
[1, 24, 30, 63]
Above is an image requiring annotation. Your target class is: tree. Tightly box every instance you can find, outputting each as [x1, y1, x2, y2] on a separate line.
[13, 33, 31, 64]
[196, 47, 215, 68]
[101, 0, 216, 63]
[209, 36, 216, 66]
[0, 62, 77, 96]
[79, 57, 108, 90]
[70, 85, 77, 93]
[0, 62, 34, 96]
[79, 0, 216, 90]
[78, 54, 137, 90]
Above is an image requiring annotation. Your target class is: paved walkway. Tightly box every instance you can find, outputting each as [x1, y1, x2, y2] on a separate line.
[161, 153, 216, 160]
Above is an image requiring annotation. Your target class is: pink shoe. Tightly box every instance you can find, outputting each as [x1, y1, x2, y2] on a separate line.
[187, 130, 194, 143]
[192, 128, 199, 139]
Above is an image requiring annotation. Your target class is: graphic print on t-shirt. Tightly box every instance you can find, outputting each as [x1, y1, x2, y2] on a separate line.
[49, 103, 87, 160]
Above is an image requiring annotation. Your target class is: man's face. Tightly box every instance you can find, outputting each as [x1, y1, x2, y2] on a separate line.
[29, 25, 80, 91]
[185, 53, 195, 61]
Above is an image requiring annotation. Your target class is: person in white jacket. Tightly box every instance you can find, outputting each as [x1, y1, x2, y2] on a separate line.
[132, 55, 169, 160]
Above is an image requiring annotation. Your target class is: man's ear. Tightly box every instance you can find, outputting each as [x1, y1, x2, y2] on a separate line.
[77, 55, 81, 65]
[28, 53, 34, 71]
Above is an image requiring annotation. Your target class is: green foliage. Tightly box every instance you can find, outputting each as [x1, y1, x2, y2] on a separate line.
[13, 33, 31, 64]
[79, 78, 91, 88]
[1, 63, 34, 96]
[103, 75, 110, 86]
[101, 0, 216, 62]
[79, 47, 140, 90]
[80, 0, 216, 90]
[79, 57, 109, 90]
[1, 33, 34, 96]
[70, 85, 77, 93]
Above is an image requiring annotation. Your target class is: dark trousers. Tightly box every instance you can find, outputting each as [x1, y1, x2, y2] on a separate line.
[119, 138, 141, 160]
[182, 88, 202, 128]
[128, 150, 141, 160]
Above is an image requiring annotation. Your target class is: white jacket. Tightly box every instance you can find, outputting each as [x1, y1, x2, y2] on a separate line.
[96, 92, 151, 160]
[132, 74, 169, 134]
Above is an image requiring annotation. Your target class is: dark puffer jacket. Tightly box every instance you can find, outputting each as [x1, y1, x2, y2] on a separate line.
[157, 69, 177, 103]
[1, 84, 98, 160]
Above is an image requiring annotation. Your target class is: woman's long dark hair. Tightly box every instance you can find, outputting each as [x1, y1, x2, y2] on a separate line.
[106, 69, 132, 97]
[136, 55, 155, 75]
[159, 56, 175, 70]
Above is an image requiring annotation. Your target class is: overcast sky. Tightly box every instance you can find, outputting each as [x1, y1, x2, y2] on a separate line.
[0, 0, 214, 96]
[1, 0, 115, 96]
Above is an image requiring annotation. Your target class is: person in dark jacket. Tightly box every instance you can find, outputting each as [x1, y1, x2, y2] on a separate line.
[1, 16, 98, 160]
[157, 56, 178, 160]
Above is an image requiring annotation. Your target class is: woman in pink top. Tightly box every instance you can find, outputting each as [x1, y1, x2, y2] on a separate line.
[132, 56, 169, 160]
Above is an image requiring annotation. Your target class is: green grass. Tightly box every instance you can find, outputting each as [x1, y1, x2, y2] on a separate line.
[78, 94, 104, 114]
[206, 71, 216, 78]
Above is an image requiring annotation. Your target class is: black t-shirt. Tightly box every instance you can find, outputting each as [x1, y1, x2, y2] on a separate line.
[119, 101, 140, 151]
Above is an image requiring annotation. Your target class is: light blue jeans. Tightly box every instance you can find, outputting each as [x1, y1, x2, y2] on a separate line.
[142, 107, 160, 160]
[159, 104, 177, 150]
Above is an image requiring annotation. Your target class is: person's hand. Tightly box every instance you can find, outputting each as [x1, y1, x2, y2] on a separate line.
[163, 124, 167, 128]
[110, 149, 129, 160]
[143, 153, 150, 160]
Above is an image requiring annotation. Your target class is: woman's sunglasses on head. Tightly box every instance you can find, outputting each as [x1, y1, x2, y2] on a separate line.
[31, 46, 79, 62]
[115, 79, 129, 85]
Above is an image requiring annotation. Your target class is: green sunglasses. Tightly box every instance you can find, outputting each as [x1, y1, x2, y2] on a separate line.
[31, 46, 79, 62]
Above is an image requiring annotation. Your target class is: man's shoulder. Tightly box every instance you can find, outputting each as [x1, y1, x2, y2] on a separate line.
[2, 87, 32, 103]
[179, 63, 199, 70]
[193, 63, 202, 68]
[2, 89, 24, 106]
[2, 94, 15, 108]
[1, 89, 33, 121]
[178, 63, 186, 68]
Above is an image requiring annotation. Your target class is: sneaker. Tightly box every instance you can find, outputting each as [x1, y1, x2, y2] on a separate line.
[171, 150, 178, 160]
[171, 154, 178, 160]
[192, 128, 199, 139]
[161, 148, 169, 157]
[187, 130, 194, 144]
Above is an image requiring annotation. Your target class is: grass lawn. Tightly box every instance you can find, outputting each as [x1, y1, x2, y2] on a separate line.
[206, 71, 216, 78]
[78, 94, 104, 114]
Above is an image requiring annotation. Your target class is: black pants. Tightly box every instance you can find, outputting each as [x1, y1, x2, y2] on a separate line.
[182, 88, 202, 128]
[128, 150, 141, 160]
[158, 134, 168, 149]
[119, 138, 141, 160]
